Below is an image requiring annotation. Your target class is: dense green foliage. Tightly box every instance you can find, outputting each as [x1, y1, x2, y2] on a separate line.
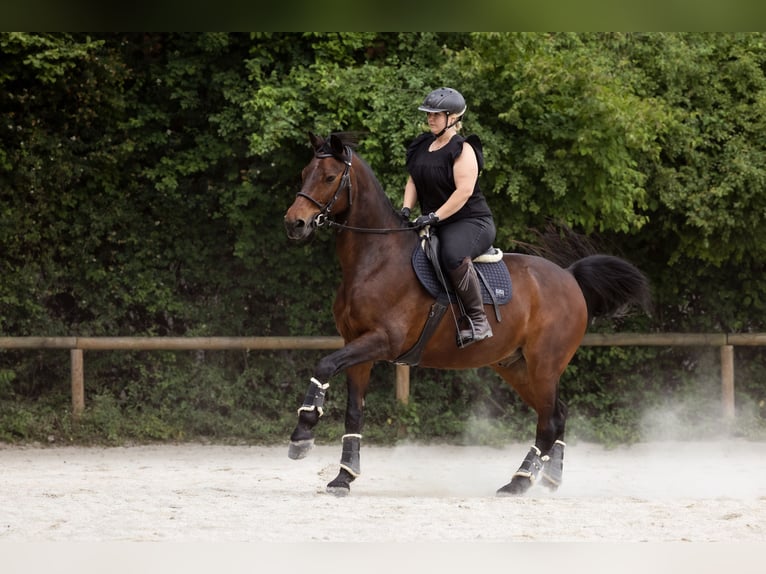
[2, 32, 765, 445]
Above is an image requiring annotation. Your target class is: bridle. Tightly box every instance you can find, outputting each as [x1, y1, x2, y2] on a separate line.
[295, 146, 353, 230]
[295, 146, 414, 234]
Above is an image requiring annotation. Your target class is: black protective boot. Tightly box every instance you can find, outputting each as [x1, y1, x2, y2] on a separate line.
[448, 257, 493, 346]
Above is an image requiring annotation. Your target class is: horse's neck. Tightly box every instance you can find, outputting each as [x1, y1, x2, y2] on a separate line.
[349, 170, 404, 231]
[335, 180, 413, 277]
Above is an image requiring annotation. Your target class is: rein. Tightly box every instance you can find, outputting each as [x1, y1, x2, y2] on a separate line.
[297, 147, 415, 235]
[324, 219, 415, 234]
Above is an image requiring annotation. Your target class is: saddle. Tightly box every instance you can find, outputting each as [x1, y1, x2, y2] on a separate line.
[394, 230, 512, 366]
[411, 235, 513, 313]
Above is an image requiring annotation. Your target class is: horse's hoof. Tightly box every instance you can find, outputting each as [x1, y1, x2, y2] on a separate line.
[288, 439, 315, 460]
[496, 477, 533, 496]
[326, 468, 355, 496]
[540, 472, 561, 491]
[326, 484, 351, 497]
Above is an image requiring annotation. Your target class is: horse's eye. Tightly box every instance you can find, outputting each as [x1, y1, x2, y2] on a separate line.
[325, 175, 337, 184]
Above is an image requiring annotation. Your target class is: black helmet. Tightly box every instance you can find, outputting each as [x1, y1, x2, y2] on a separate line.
[418, 87, 467, 117]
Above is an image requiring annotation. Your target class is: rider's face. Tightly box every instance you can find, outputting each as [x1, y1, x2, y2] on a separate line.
[426, 111, 448, 134]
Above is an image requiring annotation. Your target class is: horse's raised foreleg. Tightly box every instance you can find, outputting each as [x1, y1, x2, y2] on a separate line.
[288, 345, 362, 459]
[288, 334, 384, 494]
[288, 359, 340, 460]
[287, 377, 328, 459]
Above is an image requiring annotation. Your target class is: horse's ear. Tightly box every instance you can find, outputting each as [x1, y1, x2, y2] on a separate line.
[308, 132, 323, 151]
[329, 134, 345, 157]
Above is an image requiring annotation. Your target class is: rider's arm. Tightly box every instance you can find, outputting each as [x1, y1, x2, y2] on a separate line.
[432, 141, 478, 221]
[403, 176, 418, 212]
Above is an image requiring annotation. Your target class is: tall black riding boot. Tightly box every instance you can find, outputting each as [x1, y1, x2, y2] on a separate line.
[448, 257, 493, 347]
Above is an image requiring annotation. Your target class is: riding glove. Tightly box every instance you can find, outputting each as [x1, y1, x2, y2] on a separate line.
[412, 212, 439, 229]
[399, 207, 411, 221]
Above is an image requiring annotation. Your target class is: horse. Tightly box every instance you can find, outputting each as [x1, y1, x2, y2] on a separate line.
[283, 132, 651, 497]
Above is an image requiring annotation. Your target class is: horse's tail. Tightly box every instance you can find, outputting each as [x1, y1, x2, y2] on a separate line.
[567, 255, 652, 321]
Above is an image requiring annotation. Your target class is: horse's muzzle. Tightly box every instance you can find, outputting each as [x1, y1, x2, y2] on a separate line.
[284, 216, 316, 241]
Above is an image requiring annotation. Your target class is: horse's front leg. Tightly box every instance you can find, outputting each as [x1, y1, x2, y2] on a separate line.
[288, 333, 385, 468]
[287, 377, 328, 460]
[326, 362, 372, 497]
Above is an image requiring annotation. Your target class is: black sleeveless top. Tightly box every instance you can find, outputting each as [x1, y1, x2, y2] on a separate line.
[405, 132, 493, 223]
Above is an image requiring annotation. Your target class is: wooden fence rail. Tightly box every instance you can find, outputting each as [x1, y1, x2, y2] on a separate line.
[2, 333, 763, 419]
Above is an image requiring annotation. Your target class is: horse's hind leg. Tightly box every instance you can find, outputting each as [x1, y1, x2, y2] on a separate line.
[540, 436, 567, 490]
[326, 362, 372, 497]
[500, 395, 567, 495]
[491, 360, 568, 496]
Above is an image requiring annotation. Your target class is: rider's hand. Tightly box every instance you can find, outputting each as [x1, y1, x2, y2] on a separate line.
[399, 207, 411, 221]
[412, 212, 439, 229]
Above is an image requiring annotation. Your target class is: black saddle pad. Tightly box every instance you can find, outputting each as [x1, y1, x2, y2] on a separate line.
[411, 245, 512, 305]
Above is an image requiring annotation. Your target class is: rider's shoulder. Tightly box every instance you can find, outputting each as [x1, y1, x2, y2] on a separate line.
[458, 134, 484, 170]
[462, 134, 482, 151]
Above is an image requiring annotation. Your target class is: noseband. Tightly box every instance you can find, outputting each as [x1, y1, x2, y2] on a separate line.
[295, 146, 353, 229]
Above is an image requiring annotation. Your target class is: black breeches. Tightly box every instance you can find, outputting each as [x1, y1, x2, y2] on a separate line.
[437, 216, 496, 270]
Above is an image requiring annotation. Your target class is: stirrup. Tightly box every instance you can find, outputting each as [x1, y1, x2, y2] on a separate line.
[456, 315, 475, 348]
[456, 330, 474, 348]
[455, 316, 492, 348]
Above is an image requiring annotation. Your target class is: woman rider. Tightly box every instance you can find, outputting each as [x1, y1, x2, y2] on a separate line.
[401, 87, 497, 346]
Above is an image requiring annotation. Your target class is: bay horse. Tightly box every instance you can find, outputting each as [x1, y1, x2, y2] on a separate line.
[283, 132, 650, 496]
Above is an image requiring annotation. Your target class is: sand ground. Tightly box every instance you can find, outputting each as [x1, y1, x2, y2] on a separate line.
[1, 439, 764, 544]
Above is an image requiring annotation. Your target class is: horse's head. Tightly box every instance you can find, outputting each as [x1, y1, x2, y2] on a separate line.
[284, 132, 354, 241]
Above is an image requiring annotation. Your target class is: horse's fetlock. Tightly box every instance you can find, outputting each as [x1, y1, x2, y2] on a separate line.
[290, 421, 315, 442]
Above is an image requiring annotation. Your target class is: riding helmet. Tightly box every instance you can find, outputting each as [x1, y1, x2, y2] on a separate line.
[418, 87, 467, 117]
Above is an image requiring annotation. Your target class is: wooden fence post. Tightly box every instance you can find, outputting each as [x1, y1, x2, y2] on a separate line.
[71, 348, 85, 419]
[395, 364, 410, 405]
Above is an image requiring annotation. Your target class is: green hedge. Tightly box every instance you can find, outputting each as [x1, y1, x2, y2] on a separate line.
[2, 33, 766, 445]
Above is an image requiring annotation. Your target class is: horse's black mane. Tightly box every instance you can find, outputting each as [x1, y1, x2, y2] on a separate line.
[314, 131, 364, 158]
